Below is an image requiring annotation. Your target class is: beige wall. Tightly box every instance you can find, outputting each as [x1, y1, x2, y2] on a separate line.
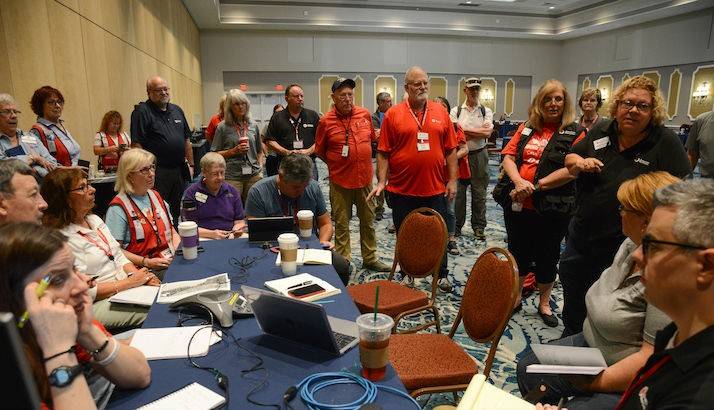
[0, 0, 202, 163]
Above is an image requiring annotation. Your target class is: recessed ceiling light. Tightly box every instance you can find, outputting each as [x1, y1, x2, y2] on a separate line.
[466, 0, 472, 3]
[549, 6, 555, 9]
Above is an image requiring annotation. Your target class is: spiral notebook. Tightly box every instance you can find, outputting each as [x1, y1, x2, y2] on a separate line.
[137, 382, 225, 410]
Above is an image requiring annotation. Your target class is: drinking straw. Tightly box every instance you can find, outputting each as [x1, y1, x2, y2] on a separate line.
[373, 285, 380, 323]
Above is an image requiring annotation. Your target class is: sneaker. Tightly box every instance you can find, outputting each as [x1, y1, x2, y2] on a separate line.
[399, 275, 414, 286]
[474, 230, 486, 241]
[447, 240, 460, 255]
[438, 277, 452, 292]
[362, 260, 391, 272]
[387, 223, 396, 233]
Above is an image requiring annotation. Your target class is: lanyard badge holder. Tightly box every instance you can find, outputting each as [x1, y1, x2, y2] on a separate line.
[290, 117, 303, 149]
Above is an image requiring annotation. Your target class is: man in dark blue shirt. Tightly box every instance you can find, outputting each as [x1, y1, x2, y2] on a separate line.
[131, 76, 194, 225]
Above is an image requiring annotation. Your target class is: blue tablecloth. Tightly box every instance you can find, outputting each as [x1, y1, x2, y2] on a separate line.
[108, 238, 409, 409]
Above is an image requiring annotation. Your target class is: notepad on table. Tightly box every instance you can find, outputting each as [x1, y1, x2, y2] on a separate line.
[526, 344, 607, 375]
[456, 374, 534, 410]
[274, 249, 332, 266]
[129, 326, 216, 360]
[108, 286, 159, 306]
[264, 272, 341, 302]
[137, 382, 225, 410]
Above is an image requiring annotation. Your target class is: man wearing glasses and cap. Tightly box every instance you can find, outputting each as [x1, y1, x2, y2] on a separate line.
[315, 78, 390, 273]
[450, 77, 493, 240]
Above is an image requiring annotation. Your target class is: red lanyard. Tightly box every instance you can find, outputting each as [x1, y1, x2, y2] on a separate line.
[78, 228, 114, 261]
[406, 101, 428, 131]
[234, 122, 248, 140]
[615, 355, 672, 410]
[128, 196, 163, 246]
[289, 116, 302, 141]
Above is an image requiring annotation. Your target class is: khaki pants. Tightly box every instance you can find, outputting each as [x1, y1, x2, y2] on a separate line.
[227, 173, 263, 205]
[93, 298, 148, 330]
[329, 181, 378, 264]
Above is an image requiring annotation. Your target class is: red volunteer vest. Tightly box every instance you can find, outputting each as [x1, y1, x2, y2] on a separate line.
[98, 132, 127, 170]
[109, 190, 172, 258]
[32, 123, 72, 167]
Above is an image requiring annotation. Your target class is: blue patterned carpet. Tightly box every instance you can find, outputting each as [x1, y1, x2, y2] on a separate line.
[316, 155, 564, 407]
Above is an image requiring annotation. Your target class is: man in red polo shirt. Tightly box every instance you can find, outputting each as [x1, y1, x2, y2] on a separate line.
[315, 78, 390, 272]
[368, 66, 458, 291]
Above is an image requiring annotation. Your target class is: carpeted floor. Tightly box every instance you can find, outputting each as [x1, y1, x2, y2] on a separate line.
[315, 154, 565, 408]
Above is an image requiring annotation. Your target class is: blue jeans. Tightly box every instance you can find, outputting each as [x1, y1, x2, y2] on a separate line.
[516, 333, 621, 409]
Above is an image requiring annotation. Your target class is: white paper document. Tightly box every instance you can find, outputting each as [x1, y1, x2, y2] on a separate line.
[526, 344, 607, 375]
[130, 326, 217, 360]
[108, 286, 159, 306]
[263, 272, 341, 302]
[274, 249, 332, 266]
[137, 381, 225, 410]
[156, 273, 230, 304]
[457, 374, 534, 410]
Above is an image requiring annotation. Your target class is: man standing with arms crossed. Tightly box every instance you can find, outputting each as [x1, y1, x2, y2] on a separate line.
[371, 92, 392, 221]
[315, 78, 390, 273]
[368, 66, 458, 291]
[263, 84, 320, 179]
[131, 76, 194, 225]
[450, 77, 493, 240]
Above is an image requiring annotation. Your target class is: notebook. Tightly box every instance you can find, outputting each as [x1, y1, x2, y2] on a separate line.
[263, 272, 341, 302]
[457, 374, 534, 409]
[137, 382, 225, 410]
[274, 249, 332, 265]
[241, 285, 358, 355]
[526, 344, 607, 375]
[108, 286, 159, 306]
[129, 326, 217, 360]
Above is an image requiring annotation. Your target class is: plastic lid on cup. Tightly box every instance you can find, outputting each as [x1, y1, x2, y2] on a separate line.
[178, 221, 197, 231]
[277, 233, 299, 244]
[356, 313, 394, 333]
[296, 210, 314, 218]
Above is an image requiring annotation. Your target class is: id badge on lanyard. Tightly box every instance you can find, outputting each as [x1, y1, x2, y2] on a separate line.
[409, 102, 430, 152]
[290, 116, 303, 149]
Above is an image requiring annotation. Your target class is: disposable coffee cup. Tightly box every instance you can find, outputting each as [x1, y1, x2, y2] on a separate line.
[296, 209, 314, 238]
[277, 233, 300, 275]
[178, 221, 199, 260]
[356, 313, 394, 381]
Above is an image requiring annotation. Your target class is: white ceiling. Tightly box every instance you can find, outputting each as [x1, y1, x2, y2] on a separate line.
[183, 0, 714, 39]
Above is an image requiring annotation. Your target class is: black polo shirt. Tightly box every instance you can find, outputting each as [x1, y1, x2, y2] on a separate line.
[263, 108, 320, 154]
[569, 120, 690, 251]
[618, 323, 714, 409]
[130, 100, 190, 167]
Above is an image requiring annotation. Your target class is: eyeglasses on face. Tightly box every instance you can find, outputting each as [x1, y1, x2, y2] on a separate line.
[150, 88, 170, 94]
[45, 99, 64, 107]
[618, 99, 652, 112]
[134, 164, 156, 175]
[0, 109, 21, 116]
[69, 182, 90, 193]
[641, 236, 707, 258]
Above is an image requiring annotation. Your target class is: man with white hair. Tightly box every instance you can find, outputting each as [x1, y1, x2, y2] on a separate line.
[130, 76, 194, 225]
[0, 93, 56, 177]
[368, 66, 458, 291]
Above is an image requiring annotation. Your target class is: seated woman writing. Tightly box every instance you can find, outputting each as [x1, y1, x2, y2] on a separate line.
[181, 152, 246, 240]
[517, 171, 680, 409]
[41, 168, 158, 330]
[0, 223, 150, 410]
[105, 148, 180, 274]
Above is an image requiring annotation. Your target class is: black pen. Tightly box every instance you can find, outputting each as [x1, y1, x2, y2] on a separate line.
[287, 280, 312, 290]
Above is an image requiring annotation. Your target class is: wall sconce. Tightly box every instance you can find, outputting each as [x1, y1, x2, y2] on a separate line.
[482, 88, 494, 102]
[693, 81, 710, 104]
[600, 88, 609, 102]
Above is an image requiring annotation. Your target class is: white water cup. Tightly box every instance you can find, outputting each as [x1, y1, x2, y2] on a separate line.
[277, 233, 300, 275]
[296, 209, 314, 238]
[178, 221, 199, 260]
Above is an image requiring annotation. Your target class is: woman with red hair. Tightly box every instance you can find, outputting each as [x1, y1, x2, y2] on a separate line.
[29, 86, 81, 167]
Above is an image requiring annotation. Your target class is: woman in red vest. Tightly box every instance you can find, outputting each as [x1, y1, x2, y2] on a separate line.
[105, 148, 181, 274]
[93, 111, 131, 172]
[29, 86, 82, 167]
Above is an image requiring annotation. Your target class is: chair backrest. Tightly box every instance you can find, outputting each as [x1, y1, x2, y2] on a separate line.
[393, 207, 448, 279]
[448, 247, 519, 377]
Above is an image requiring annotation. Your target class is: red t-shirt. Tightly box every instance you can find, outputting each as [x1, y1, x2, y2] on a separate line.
[205, 114, 222, 143]
[378, 100, 458, 197]
[444, 124, 471, 182]
[314, 106, 376, 189]
[502, 122, 558, 209]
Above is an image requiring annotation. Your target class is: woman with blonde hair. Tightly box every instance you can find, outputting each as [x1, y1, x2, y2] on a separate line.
[561, 75, 691, 335]
[498, 79, 578, 326]
[94, 111, 131, 172]
[211, 89, 264, 203]
[518, 171, 680, 409]
[105, 148, 181, 273]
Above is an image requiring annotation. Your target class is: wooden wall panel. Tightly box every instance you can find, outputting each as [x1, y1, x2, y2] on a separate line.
[80, 18, 111, 140]
[0, 11, 14, 96]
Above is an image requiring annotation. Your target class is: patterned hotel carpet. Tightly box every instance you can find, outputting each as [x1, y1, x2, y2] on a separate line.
[315, 155, 565, 408]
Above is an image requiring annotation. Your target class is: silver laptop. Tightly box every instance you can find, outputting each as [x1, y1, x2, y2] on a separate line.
[240, 285, 359, 356]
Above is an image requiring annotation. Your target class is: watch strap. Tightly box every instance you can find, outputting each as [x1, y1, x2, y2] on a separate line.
[48, 364, 85, 388]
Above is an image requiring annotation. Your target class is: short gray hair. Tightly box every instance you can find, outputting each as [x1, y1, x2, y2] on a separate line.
[223, 89, 251, 126]
[653, 179, 714, 248]
[200, 152, 226, 172]
[278, 154, 312, 183]
[376, 92, 391, 104]
[0, 159, 34, 195]
[0, 93, 16, 106]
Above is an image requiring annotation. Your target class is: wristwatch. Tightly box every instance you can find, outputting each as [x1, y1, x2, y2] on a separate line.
[48, 364, 84, 388]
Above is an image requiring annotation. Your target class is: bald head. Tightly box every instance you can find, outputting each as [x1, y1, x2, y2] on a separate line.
[404, 66, 429, 109]
[146, 76, 170, 109]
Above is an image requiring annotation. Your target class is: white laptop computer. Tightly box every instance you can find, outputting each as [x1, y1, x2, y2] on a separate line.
[240, 285, 359, 356]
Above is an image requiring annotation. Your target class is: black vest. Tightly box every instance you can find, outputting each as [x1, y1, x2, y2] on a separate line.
[514, 122, 580, 216]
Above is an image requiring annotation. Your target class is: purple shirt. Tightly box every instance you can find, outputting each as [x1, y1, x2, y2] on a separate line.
[181, 180, 245, 231]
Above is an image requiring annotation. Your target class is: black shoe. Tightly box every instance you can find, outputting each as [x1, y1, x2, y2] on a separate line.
[375, 211, 383, 221]
[447, 240, 460, 255]
[539, 310, 559, 327]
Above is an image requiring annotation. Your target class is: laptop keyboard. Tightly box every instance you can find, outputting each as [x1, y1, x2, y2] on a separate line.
[333, 331, 357, 350]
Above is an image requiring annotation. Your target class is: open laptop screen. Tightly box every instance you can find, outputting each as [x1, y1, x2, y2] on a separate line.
[247, 216, 295, 243]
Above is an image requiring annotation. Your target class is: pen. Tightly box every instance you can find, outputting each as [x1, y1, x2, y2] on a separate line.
[287, 280, 312, 290]
[17, 274, 51, 328]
